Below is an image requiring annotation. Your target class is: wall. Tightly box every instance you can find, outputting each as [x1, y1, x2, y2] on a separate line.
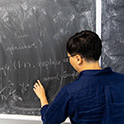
[0, 114, 71, 124]
[3, 0, 124, 123]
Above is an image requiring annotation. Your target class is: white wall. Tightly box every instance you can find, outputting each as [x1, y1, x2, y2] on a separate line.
[0, 114, 41, 124]
[0, 119, 70, 124]
[0, 119, 41, 124]
[0, 114, 71, 124]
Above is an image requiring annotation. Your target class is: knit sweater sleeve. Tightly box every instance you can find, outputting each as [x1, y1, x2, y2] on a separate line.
[40, 87, 72, 124]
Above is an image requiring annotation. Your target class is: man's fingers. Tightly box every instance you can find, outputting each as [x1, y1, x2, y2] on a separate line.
[34, 83, 38, 88]
[33, 88, 36, 92]
[37, 80, 42, 87]
[36, 83, 39, 87]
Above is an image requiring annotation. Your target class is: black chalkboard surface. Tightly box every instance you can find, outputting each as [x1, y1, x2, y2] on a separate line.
[101, 0, 124, 73]
[0, 0, 95, 115]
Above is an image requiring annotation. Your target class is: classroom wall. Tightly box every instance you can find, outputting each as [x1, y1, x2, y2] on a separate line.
[0, 119, 70, 124]
[1, 0, 124, 123]
[0, 114, 71, 124]
[0, 119, 41, 124]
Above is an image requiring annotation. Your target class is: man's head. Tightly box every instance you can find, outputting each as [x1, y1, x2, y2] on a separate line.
[66, 30, 102, 62]
[66, 30, 102, 72]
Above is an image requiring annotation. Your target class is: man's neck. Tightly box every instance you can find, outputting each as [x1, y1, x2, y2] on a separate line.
[78, 61, 101, 73]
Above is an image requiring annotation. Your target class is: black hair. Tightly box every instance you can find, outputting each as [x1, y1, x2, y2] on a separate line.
[66, 30, 102, 61]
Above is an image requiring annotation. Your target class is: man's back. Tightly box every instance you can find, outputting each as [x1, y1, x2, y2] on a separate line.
[66, 67, 124, 124]
[34, 31, 124, 124]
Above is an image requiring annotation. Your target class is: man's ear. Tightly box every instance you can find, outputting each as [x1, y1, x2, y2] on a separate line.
[75, 55, 83, 65]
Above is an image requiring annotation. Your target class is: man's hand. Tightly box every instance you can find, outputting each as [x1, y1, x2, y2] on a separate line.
[33, 80, 48, 107]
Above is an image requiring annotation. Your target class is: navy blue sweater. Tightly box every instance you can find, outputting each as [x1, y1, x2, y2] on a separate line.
[41, 67, 124, 124]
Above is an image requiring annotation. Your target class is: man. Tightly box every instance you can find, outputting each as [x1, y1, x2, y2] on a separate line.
[33, 30, 124, 124]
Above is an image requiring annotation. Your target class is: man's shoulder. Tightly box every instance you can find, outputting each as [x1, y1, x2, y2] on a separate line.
[112, 71, 124, 81]
[62, 78, 82, 94]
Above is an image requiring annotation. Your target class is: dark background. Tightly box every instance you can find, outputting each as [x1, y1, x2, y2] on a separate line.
[101, 0, 124, 73]
[0, 0, 95, 115]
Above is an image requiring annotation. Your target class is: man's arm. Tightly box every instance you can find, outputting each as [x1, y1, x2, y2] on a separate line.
[33, 80, 72, 124]
[33, 80, 48, 107]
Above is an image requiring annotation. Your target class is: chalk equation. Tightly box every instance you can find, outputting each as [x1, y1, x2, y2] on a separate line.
[0, 64, 10, 76]
[0, 57, 70, 79]
[13, 58, 69, 71]
[14, 32, 30, 39]
[0, 71, 78, 104]
[0, 80, 30, 102]
[43, 71, 78, 82]
[6, 40, 43, 55]
[0, 80, 17, 101]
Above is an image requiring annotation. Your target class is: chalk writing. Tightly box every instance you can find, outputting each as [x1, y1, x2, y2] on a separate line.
[38, 58, 62, 70]
[6, 42, 38, 55]
[20, 2, 28, 11]
[60, 71, 78, 80]
[1, 94, 7, 100]
[12, 94, 22, 102]
[43, 71, 78, 82]
[0, 31, 6, 43]
[8, 80, 14, 86]
[0, 8, 9, 22]
[0, 3, 20, 14]
[13, 58, 69, 71]
[0, 0, 95, 115]
[13, 60, 34, 70]
[19, 82, 29, 94]
[8, 80, 16, 96]
[9, 89, 16, 96]
[0, 80, 18, 101]
[43, 73, 60, 82]
[0, 87, 16, 100]
[0, 87, 6, 94]
[38, 39, 43, 48]
[0, 64, 10, 76]
[0, 87, 7, 100]
[14, 32, 29, 39]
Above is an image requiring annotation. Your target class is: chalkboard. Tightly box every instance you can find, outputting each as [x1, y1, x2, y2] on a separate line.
[0, 0, 96, 115]
[101, 0, 124, 73]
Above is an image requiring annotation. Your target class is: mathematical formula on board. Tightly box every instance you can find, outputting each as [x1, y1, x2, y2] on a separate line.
[0, 0, 95, 115]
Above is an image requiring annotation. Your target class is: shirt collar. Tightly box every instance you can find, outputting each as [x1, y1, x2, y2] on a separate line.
[79, 67, 113, 77]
